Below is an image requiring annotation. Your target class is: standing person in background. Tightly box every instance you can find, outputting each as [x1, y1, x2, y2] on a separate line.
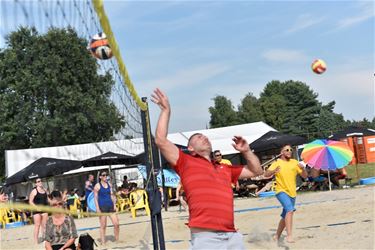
[264, 145, 308, 243]
[121, 175, 129, 189]
[85, 175, 95, 198]
[213, 150, 232, 165]
[152, 88, 263, 250]
[29, 178, 49, 244]
[93, 171, 119, 245]
[214, 150, 240, 192]
[175, 181, 188, 211]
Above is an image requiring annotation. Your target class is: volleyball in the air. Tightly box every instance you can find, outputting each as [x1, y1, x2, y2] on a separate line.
[89, 32, 113, 60]
[311, 59, 326, 74]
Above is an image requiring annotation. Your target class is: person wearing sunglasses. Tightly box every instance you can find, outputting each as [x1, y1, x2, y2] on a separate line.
[93, 171, 119, 245]
[264, 144, 308, 244]
[29, 178, 49, 244]
[152, 88, 262, 250]
[45, 196, 78, 250]
[213, 150, 232, 165]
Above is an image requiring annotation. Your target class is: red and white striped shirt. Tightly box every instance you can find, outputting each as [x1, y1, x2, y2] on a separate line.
[173, 149, 243, 232]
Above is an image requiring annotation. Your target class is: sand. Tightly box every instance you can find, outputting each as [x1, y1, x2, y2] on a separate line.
[1, 186, 374, 250]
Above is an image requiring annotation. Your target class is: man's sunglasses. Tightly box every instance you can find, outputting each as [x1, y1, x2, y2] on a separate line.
[284, 148, 293, 152]
[101, 174, 107, 177]
[214, 154, 221, 157]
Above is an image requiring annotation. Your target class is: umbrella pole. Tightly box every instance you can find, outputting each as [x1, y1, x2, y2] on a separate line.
[328, 170, 332, 191]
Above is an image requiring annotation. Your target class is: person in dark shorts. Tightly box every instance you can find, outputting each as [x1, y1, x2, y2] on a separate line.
[29, 178, 49, 244]
[93, 171, 119, 244]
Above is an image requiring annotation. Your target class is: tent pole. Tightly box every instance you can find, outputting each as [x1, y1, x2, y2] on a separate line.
[261, 153, 282, 169]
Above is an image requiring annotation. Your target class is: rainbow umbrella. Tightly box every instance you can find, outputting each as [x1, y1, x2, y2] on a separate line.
[301, 139, 353, 190]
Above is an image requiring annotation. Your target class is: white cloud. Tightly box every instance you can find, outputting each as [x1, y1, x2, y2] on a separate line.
[286, 14, 326, 34]
[336, 2, 374, 29]
[262, 49, 308, 63]
[142, 62, 231, 92]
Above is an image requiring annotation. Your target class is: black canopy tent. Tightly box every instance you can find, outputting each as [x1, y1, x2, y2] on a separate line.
[82, 151, 145, 189]
[5, 157, 82, 186]
[329, 126, 375, 140]
[250, 131, 307, 153]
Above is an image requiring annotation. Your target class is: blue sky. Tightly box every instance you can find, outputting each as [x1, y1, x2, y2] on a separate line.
[103, 1, 374, 133]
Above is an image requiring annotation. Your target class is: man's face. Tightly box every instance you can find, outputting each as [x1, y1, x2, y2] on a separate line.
[281, 145, 293, 159]
[214, 151, 222, 162]
[89, 175, 94, 181]
[188, 134, 212, 154]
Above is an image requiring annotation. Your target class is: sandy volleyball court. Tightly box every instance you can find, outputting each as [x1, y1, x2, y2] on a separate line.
[1, 186, 374, 250]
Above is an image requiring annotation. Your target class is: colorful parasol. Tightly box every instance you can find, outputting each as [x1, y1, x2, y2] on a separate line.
[301, 139, 353, 170]
[301, 139, 354, 191]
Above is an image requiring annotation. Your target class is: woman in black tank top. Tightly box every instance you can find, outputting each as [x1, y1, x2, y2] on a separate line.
[29, 178, 49, 244]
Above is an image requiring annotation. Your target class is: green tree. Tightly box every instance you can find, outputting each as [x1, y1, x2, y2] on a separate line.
[258, 80, 321, 137]
[0, 27, 125, 178]
[209, 95, 239, 128]
[349, 117, 375, 129]
[237, 92, 263, 123]
[314, 101, 348, 138]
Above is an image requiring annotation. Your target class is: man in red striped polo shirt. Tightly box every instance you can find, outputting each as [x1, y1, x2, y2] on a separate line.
[152, 88, 263, 249]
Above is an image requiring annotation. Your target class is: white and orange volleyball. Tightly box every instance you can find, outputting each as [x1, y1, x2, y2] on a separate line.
[311, 59, 326, 74]
[89, 32, 113, 60]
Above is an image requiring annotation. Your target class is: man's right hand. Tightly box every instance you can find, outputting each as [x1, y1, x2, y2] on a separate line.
[151, 88, 170, 112]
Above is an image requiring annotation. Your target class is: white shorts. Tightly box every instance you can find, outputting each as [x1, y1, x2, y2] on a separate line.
[190, 231, 245, 250]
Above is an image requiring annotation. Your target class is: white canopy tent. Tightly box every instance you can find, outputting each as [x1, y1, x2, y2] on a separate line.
[167, 121, 276, 155]
[5, 121, 276, 178]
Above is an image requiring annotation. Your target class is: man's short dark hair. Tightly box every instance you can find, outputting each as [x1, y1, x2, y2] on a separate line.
[187, 133, 202, 146]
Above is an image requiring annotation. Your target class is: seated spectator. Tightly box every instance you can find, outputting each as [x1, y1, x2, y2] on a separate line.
[320, 169, 340, 188]
[307, 167, 329, 191]
[117, 187, 129, 199]
[128, 182, 138, 193]
[45, 197, 78, 250]
[66, 189, 79, 209]
[49, 190, 62, 200]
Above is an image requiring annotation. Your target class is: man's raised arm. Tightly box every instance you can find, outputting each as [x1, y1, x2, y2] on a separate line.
[232, 136, 263, 178]
[151, 88, 179, 166]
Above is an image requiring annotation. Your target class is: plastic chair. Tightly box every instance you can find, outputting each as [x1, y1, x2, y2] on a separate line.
[129, 189, 150, 218]
[116, 195, 130, 212]
[0, 208, 21, 228]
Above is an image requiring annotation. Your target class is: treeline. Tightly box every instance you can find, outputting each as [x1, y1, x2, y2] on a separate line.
[209, 80, 374, 139]
[0, 27, 125, 179]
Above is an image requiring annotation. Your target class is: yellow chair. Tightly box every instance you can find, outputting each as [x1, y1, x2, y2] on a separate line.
[0, 208, 21, 228]
[69, 198, 83, 218]
[116, 195, 130, 212]
[129, 189, 150, 218]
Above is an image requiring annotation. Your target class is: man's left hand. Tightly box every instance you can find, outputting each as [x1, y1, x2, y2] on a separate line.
[232, 136, 250, 153]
